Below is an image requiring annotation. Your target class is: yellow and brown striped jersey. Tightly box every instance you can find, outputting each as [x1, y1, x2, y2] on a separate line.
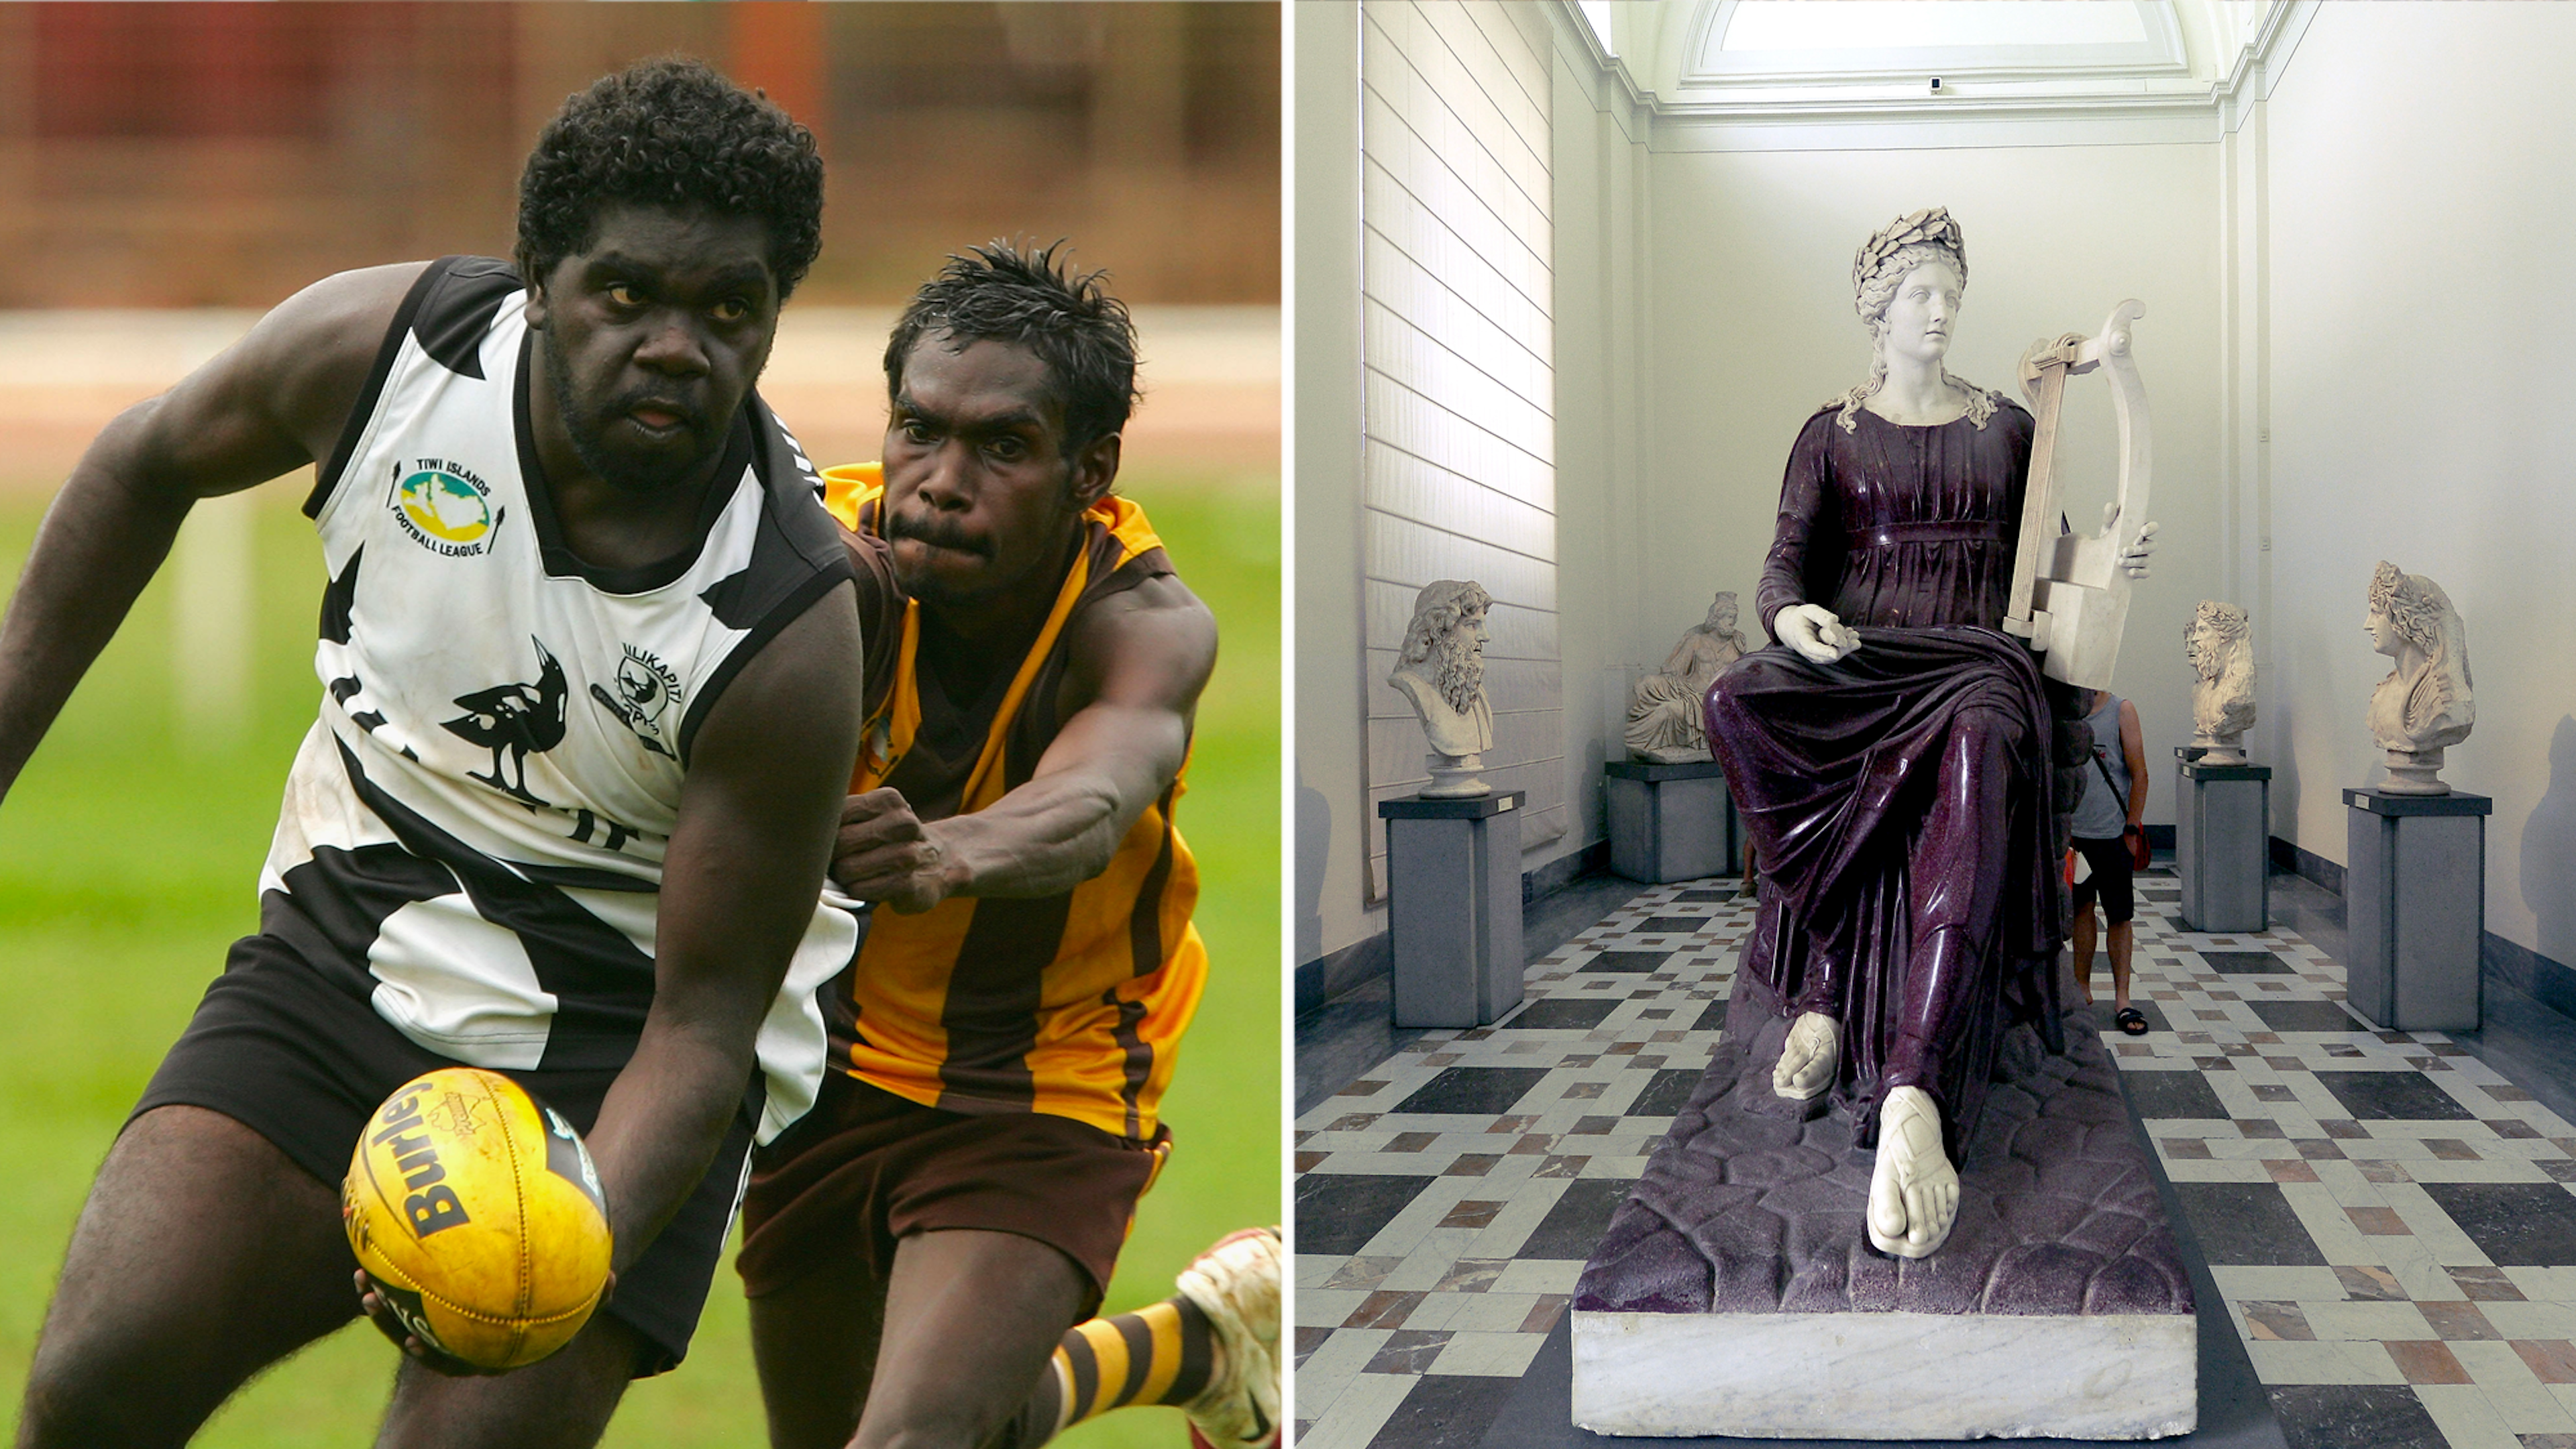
[816, 464, 1205, 1140]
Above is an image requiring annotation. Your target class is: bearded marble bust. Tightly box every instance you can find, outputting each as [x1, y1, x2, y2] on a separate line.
[1390, 579, 1495, 796]
[1626, 591, 1750, 763]
[2364, 561, 2474, 794]
[2184, 601, 2255, 763]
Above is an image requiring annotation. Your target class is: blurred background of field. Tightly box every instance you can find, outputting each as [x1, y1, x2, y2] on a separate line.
[0, 5, 1279, 1445]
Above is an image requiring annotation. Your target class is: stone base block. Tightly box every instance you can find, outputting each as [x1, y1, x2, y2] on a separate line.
[1572, 1307, 2194, 1440]
[1572, 983, 2196, 1440]
[1605, 759, 1737, 883]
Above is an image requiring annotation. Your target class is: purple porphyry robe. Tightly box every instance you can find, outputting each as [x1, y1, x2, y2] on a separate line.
[1705, 399, 2082, 1158]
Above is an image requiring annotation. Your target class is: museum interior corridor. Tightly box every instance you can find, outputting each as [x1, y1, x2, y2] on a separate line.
[1293, 867, 2576, 1449]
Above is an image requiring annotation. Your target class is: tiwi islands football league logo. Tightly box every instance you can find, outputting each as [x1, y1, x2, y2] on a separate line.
[392, 460, 502, 557]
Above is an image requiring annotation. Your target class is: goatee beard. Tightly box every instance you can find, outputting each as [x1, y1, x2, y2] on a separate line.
[540, 326, 714, 494]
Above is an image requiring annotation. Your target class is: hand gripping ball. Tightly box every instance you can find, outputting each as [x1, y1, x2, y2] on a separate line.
[342, 1067, 614, 1370]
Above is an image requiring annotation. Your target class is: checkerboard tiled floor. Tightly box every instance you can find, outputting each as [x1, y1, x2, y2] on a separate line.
[1291, 871, 2576, 1449]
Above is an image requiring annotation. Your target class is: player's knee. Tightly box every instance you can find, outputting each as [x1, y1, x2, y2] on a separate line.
[855, 1404, 1020, 1449]
[19, 1331, 206, 1448]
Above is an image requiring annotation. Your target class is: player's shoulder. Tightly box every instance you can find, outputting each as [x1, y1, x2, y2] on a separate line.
[1069, 569, 1217, 673]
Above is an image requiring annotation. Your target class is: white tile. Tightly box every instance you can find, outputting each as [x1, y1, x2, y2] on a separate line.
[1295, 1368, 1417, 1449]
[1493, 1258, 1583, 1295]
[2298, 1298, 2433, 1342]
[2474, 1299, 2576, 1338]
[2209, 1265, 2346, 1300]
[1429, 1329, 1549, 1377]
[2243, 1338, 2404, 1384]
[2445, 1342, 2576, 1434]
[1299, 1254, 1350, 1289]
[1299, 1289, 1372, 1330]
[2412, 1383, 2524, 1449]
[1444, 1291, 1543, 1332]
[1292, 1328, 1393, 1422]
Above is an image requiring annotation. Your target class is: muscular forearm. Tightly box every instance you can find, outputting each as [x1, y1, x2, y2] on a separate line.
[928, 768, 1134, 900]
[580, 1018, 757, 1276]
[0, 407, 196, 797]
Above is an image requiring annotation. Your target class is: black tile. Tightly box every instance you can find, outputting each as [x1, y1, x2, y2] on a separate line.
[2173, 1181, 2328, 1265]
[1633, 916, 1713, 935]
[2267, 1383, 2445, 1449]
[2312, 1070, 2475, 1122]
[1496, 998, 1619, 1032]
[2202, 950, 2295, 975]
[1392, 1067, 1553, 1117]
[2119, 1069, 2230, 1121]
[1366, 1371, 1520, 1449]
[1293, 1173, 1436, 1256]
[1582, 950, 1672, 973]
[2420, 1183, 2576, 1265]
[1674, 889, 1736, 903]
[2251, 1000, 2368, 1034]
[1624, 1068, 1703, 1117]
[1690, 998, 1728, 1032]
[1516, 1177, 1635, 1259]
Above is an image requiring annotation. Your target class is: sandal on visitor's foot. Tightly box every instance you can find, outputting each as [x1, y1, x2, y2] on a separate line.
[2116, 1006, 2150, 1036]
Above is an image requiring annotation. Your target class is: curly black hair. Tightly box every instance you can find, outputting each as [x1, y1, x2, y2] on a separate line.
[885, 241, 1141, 457]
[517, 58, 824, 300]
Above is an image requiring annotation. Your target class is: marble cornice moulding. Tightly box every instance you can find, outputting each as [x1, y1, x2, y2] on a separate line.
[1542, 0, 2318, 152]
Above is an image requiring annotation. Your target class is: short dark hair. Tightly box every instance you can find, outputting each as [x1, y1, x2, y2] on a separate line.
[885, 241, 1140, 456]
[517, 58, 825, 300]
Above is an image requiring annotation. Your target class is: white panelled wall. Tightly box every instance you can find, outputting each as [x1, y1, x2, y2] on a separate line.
[1358, 0, 1564, 902]
[1297, 1, 2576, 998]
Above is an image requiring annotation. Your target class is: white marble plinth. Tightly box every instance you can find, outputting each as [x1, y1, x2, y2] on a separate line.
[1570, 1307, 2196, 1440]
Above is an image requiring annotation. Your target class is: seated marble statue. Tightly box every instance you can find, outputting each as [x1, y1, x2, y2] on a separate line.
[1625, 591, 1750, 762]
[1703, 207, 2154, 1259]
[2186, 601, 2256, 763]
[2365, 561, 2473, 794]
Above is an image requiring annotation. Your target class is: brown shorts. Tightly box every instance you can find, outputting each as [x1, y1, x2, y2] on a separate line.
[736, 1070, 1169, 1313]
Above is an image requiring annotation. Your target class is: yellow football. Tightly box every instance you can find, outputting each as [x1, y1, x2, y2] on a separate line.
[341, 1067, 613, 1371]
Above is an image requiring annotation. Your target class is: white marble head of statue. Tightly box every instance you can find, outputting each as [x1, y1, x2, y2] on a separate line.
[2364, 561, 2474, 793]
[1392, 579, 1497, 795]
[2184, 601, 2255, 762]
[1828, 206, 2003, 434]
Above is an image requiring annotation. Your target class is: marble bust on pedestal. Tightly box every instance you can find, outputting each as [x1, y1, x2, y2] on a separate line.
[2364, 561, 2473, 794]
[1625, 591, 1750, 763]
[1390, 579, 1495, 798]
[2185, 600, 2255, 763]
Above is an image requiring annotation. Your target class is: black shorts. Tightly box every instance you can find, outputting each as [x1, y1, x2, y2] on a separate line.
[130, 933, 760, 1377]
[736, 1069, 1169, 1317]
[2070, 835, 2136, 925]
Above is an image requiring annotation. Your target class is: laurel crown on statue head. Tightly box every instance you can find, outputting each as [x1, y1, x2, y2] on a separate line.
[1853, 207, 1968, 317]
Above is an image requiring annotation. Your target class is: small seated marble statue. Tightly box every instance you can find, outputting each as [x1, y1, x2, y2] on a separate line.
[1391, 578, 1496, 798]
[1625, 591, 1750, 763]
[2186, 601, 2255, 763]
[1704, 207, 2155, 1260]
[2365, 561, 2473, 794]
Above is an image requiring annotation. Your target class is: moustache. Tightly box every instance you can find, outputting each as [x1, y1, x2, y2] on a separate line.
[610, 387, 707, 433]
[885, 513, 990, 557]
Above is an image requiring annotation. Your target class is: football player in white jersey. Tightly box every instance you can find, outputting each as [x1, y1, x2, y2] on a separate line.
[0, 61, 863, 1446]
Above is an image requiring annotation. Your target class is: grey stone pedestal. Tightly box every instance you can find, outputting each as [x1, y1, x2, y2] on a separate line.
[2345, 788, 2490, 1032]
[1604, 759, 1737, 883]
[2176, 753, 2271, 932]
[1378, 792, 1524, 1028]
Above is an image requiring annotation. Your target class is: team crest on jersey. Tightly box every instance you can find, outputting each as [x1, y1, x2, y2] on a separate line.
[390, 460, 502, 556]
[589, 644, 682, 759]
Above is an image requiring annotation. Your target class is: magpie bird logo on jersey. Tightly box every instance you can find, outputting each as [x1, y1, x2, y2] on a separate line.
[390, 460, 502, 556]
[589, 644, 682, 759]
[441, 637, 567, 806]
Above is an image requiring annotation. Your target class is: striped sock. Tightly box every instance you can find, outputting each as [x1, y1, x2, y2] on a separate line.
[1010, 1297, 1216, 1447]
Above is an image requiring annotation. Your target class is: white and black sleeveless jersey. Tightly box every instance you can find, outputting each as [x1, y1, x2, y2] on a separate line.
[260, 256, 858, 1144]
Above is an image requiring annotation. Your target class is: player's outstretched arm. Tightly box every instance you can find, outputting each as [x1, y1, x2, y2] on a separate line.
[582, 580, 863, 1273]
[0, 262, 427, 800]
[833, 574, 1217, 912]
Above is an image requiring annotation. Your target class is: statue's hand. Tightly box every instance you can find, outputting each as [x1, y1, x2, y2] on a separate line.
[2108, 504, 2159, 580]
[1777, 604, 1860, 665]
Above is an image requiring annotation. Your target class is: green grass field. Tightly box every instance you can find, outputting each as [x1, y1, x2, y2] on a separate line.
[0, 467, 1281, 1446]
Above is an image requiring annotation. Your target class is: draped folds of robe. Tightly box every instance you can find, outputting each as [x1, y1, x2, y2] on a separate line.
[1705, 400, 2088, 1157]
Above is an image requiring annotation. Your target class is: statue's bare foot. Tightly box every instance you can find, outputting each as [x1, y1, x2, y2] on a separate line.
[1772, 1012, 1839, 1101]
[1867, 1086, 1961, 1258]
